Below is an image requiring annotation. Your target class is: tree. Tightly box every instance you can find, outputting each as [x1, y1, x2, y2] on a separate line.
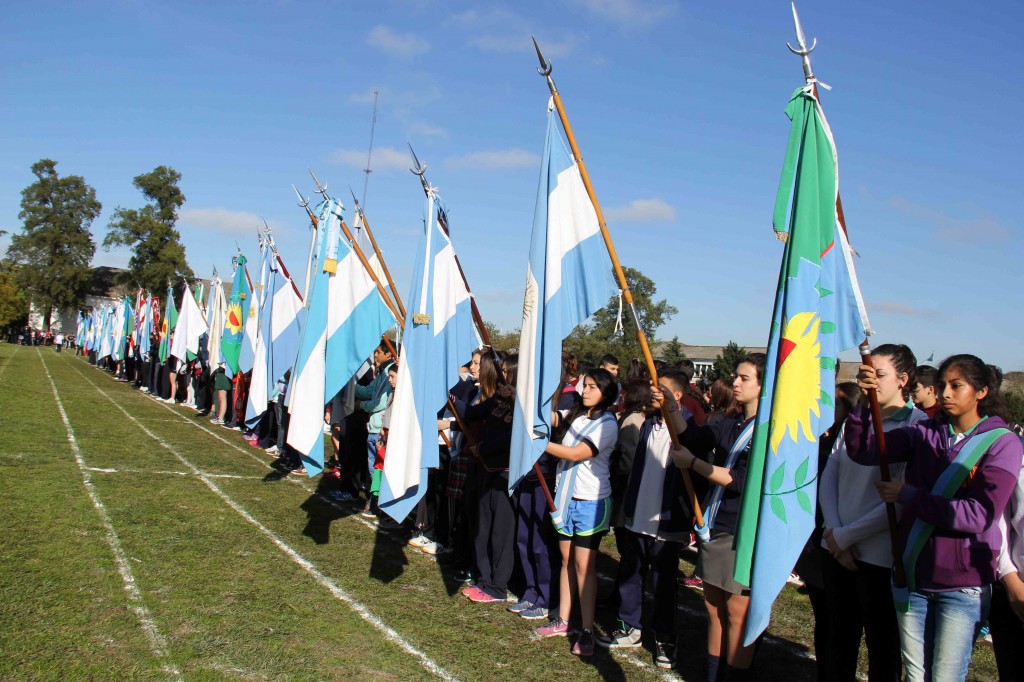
[482, 321, 521, 354]
[5, 159, 101, 330]
[103, 166, 193, 293]
[708, 341, 748, 382]
[0, 263, 29, 328]
[563, 266, 678, 364]
[1005, 390, 1024, 431]
[660, 335, 687, 365]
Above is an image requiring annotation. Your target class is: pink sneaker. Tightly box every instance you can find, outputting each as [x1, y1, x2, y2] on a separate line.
[464, 586, 502, 603]
[535, 617, 569, 638]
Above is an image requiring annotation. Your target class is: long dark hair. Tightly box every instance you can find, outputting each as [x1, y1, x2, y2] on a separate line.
[620, 379, 652, 418]
[477, 350, 505, 400]
[937, 354, 1009, 422]
[709, 377, 739, 416]
[559, 368, 619, 435]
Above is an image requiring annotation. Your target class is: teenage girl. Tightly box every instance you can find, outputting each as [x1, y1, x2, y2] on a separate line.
[534, 368, 619, 658]
[846, 354, 1023, 681]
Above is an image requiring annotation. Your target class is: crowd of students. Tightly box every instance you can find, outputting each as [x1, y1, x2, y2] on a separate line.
[67, 332, 1024, 681]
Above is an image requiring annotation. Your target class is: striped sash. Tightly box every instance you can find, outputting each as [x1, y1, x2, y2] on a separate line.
[694, 418, 755, 543]
[894, 427, 1011, 612]
[551, 413, 615, 528]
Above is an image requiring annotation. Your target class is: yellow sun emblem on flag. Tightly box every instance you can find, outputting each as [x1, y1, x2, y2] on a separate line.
[770, 311, 821, 454]
[160, 319, 168, 337]
[226, 302, 244, 335]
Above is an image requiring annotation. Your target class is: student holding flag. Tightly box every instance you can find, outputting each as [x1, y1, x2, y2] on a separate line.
[670, 353, 765, 682]
[845, 354, 1022, 681]
[533, 368, 618, 658]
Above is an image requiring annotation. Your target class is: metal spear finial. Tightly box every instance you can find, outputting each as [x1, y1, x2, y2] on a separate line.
[531, 36, 552, 77]
[349, 187, 361, 211]
[292, 184, 310, 209]
[308, 168, 330, 199]
[408, 143, 426, 178]
[787, 3, 817, 84]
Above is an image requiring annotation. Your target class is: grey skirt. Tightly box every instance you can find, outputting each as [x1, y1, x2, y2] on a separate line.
[695, 531, 750, 596]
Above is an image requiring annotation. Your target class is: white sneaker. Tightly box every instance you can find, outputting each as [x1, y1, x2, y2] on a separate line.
[420, 540, 444, 556]
[140, 387, 149, 393]
[407, 534, 429, 549]
[264, 445, 280, 455]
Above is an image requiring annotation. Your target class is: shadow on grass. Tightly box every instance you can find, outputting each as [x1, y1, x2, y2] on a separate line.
[594, 539, 819, 682]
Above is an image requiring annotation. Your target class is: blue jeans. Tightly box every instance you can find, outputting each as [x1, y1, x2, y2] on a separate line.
[366, 434, 380, 489]
[896, 586, 991, 682]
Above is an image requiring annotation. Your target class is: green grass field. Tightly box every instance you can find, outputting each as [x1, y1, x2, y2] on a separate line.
[0, 345, 998, 680]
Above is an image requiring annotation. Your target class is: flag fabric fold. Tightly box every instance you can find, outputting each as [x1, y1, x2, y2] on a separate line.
[171, 283, 209, 363]
[221, 257, 250, 378]
[158, 286, 178, 364]
[508, 107, 618, 491]
[206, 276, 226, 368]
[378, 189, 477, 522]
[239, 245, 269, 374]
[733, 84, 871, 645]
[286, 198, 396, 477]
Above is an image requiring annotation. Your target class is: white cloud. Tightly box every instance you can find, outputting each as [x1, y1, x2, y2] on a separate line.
[366, 25, 429, 58]
[408, 121, 447, 139]
[329, 146, 412, 172]
[889, 195, 1012, 242]
[179, 208, 281, 236]
[604, 198, 676, 223]
[872, 300, 939, 319]
[570, 0, 677, 28]
[451, 8, 581, 57]
[444, 149, 540, 170]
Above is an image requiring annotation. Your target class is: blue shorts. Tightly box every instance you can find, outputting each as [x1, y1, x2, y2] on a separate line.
[554, 497, 611, 538]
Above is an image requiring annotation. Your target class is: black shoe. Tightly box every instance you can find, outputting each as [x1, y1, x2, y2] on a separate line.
[654, 641, 676, 669]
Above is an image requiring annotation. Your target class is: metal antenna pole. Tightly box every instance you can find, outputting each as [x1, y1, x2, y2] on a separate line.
[362, 89, 379, 210]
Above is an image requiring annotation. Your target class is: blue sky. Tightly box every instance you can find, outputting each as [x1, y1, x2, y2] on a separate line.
[2, 1, 1022, 369]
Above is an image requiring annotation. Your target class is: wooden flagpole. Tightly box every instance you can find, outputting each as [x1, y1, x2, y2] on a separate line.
[350, 192, 407, 320]
[531, 38, 703, 527]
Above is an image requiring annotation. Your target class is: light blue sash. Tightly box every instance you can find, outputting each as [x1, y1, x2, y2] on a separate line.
[694, 418, 755, 543]
[551, 413, 615, 528]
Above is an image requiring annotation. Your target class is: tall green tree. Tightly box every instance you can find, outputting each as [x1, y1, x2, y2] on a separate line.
[708, 340, 749, 382]
[564, 266, 677, 364]
[103, 166, 193, 292]
[5, 159, 101, 330]
[0, 263, 29, 328]
[660, 335, 687, 365]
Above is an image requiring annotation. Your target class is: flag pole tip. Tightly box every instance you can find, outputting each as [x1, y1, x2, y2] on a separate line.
[531, 37, 552, 76]
[408, 143, 426, 177]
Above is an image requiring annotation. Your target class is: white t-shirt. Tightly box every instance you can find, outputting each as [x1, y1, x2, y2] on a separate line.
[627, 420, 686, 541]
[558, 412, 618, 500]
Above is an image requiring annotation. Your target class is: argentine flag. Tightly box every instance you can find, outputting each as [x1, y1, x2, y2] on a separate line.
[508, 106, 618, 490]
[286, 198, 395, 476]
[239, 244, 270, 374]
[246, 251, 303, 428]
[378, 188, 477, 523]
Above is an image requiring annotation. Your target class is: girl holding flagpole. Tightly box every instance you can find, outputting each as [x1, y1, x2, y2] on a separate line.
[818, 343, 925, 682]
[534, 368, 619, 658]
[846, 354, 1022, 681]
[669, 353, 766, 682]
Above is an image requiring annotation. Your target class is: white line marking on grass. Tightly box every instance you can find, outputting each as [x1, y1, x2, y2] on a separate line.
[85, 466, 263, 480]
[69, 359, 688, 682]
[70, 362, 460, 682]
[38, 351, 183, 681]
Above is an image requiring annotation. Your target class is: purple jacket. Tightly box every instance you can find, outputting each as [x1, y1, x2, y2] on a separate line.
[845, 405, 1023, 592]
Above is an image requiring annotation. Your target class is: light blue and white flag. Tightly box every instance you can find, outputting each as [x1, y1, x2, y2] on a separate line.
[379, 188, 477, 522]
[286, 198, 396, 476]
[245, 249, 303, 428]
[508, 107, 618, 491]
[239, 242, 270, 374]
